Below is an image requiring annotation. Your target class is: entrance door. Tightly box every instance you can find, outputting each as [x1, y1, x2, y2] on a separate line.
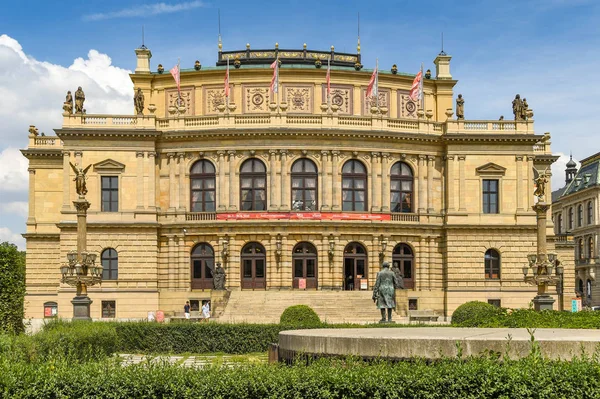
[292, 242, 318, 289]
[343, 243, 367, 291]
[392, 243, 414, 289]
[241, 242, 266, 290]
[190, 243, 214, 290]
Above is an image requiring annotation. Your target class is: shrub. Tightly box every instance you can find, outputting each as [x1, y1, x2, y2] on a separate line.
[280, 305, 321, 326]
[0, 242, 26, 334]
[451, 301, 505, 327]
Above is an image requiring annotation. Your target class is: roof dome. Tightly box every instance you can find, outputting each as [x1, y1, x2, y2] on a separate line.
[566, 155, 577, 168]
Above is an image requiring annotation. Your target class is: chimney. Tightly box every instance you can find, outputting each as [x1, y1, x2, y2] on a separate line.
[135, 47, 152, 74]
[433, 53, 452, 80]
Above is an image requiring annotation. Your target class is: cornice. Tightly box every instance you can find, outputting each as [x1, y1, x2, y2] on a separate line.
[20, 149, 63, 159]
[442, 133, 543, 144]
[22, 233, 60, 239]
[54, 128, 160, 140]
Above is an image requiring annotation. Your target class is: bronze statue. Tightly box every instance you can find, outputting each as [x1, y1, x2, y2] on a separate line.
[213, 262, 226, 290]
[533, 172, 548, 201]
[391, 262, 405, 289]
[74, 87, 85, 114]
[69, 162, 92, 197]
[63, 91, 73, 114]
[456, 94, 465, 120]
[372, 261, 398, 323]
[512, 94, 524, 121]
[522, 98, 529, 120]
[134, 88, 144, 115]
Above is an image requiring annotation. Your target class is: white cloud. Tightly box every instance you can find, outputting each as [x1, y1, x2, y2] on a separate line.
[83, 1, 206, 21]
[0, 148, 28, 193]
[0, 227, 25, 250]
[1, 202, 28, 218]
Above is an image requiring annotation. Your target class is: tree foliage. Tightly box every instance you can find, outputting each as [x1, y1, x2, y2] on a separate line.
[0, 241, 26, 334]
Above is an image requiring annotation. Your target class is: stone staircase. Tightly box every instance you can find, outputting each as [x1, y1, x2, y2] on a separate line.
[217, 290, 388, 324]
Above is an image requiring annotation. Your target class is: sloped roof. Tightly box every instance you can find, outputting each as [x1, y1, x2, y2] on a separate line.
[561, 160, 600, 197]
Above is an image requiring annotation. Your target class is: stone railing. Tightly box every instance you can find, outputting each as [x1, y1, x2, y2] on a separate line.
[28, 135, 63, 148]
[391, 213, 420, 222]
[185, 212, 217, 221]
[444, 119, 534, 134]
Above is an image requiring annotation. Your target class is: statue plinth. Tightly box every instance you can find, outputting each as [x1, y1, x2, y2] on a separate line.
[71, 295, 93, 321]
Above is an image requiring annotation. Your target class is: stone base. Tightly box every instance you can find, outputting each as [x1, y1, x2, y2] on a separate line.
[71, 295, 93, 321]
[378, 320, 396, 324]
[533, 294, 555, 311]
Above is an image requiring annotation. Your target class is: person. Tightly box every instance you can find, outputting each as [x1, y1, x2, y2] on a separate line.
[202, 301, 211, 321]
[373, 261, 398, 322]
[184, 301, 191, 320]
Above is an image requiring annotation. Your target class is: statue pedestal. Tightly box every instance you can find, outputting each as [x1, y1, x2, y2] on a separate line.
[533, 294, 555, 311]
[395, 289, 409, 317]
[71, 295, 93, 321]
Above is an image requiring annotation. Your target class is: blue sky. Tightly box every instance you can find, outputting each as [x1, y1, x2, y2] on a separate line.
[0, 0, 599, 248]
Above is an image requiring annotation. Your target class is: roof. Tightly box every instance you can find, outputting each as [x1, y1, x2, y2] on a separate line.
[551, 186, 567, 203]
[560, 159, 600, 197]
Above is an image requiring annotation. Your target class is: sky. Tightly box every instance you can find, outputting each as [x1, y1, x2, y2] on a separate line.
[0, 0, 599, 249]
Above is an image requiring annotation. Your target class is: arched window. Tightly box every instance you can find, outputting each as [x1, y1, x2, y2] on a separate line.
[587, 279, 592, 302]
[190, 160, 216, 212]
[579, 238, 585, 260]
[292, 242, 318, 289]
[588, 201, 594, 225]
[390, 162, 413, 213]
[101, 248, 118, 280]
[569, 207, 574, 230]
[578, 204, 583, 227]
[557, 213, 563, 234]
[191, 243, 214, 290]
[588, 237, 594, 260]
[343, 242, 367, 291]
[577, 278, 584, 295]
[240, 159, 267, 211]
[392, 243, 414, 289]
[484, 249, 500, 279]
[291, 159, 318, 211]
[342, 160, 367, 211]
[241, 242, 266, 290]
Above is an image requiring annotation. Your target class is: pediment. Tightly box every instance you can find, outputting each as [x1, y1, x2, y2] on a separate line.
[93, 159, 125, 173]
[476, 162, 506, 176]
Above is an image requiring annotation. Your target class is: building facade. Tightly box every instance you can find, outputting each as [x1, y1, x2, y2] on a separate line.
[21, 44, 572, 321]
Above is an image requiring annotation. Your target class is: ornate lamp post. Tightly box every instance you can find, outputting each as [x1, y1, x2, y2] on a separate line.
[59, 162, 102, 320]
[522, 172, 562, 311]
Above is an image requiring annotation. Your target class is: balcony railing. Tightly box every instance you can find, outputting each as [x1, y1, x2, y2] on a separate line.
[390, 213, 420, 222]
[185, 212, 217, 221]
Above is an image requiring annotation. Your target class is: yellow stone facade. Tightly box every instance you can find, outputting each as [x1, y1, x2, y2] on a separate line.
[21, 45, 573, 321]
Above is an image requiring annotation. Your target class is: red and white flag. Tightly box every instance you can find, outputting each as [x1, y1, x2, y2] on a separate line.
[326, 57, 331, 97]
[366, 64, 378, 98]
[224, 58, 230, 98]
[409, 69, 422, 101]
[170, 62, 181, 95]
[270, 59, 279, 94]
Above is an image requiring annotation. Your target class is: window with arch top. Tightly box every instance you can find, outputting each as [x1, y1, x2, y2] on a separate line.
[190, 160, 216, 212]
[342, 160, 367, 211]
[390, 161, 413, 213]
[578, 204, 583, 227]
[291, 159, 318, 211]
[484, 249, 500, 279]
[588, 201, 594, 225]
[569, 207, 574, 230]
[240, 158, 267, 211]
[588, 236, 594, 260]
[101, 248, 118, 280]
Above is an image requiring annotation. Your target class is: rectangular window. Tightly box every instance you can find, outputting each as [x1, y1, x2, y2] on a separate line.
[408, 298, 418, 310]
[101, 176, 118, 212]
[189, 300, 200, 311]
[488, 299, 501, 308]
[101, 301, 116, 318]
[482, 179, 499, 214]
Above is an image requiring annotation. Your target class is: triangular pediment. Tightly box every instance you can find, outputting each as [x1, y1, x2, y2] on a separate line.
[93, 159, 125, 173]
[476, 162, 506, 175]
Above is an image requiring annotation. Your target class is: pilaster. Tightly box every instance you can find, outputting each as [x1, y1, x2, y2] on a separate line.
[458, 155, 466, 212]
[147, 152, 156, 210]
[516, 155, 524, 211]
[168, 153, 176, 211]
[418, 155, 426, 213]
[27, 168, 36, 225]
[62, 151, 71, 211]
[370, 152, 380, 212]
[321, 150, 330, 210]
[331, 151, 340, 210]
[269, 150, 278, 210]
[280, 150, 289, 211]
[178, 152, 186, 211]
[228, 151, 237, 211]
[446, 155, 456, 212]
[136, 151, 145, 209]
[381, 153, 390, 212]
[427, 155, 434, 213]
[217, 151, 226, 210]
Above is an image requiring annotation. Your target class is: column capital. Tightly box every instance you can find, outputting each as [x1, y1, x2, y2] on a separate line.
[62, 150, 70, 157]
[321, 150, 330, 156]
[167, 152, 175, 160]
[445, 155, 455, 161]
[515, 155, 524, 161]
[331, 150, 340, 157]
[28, 168, 35, 174]
[269, 149, 278, 156]
[279, 149, 288, 155]
[380, 152, 390, 159]
[227, 150, 236, 156]
[418, 154, 427, 161]
[427, 155, 435, 161]
[176, 152, 185, 159]
[458, 155, 466, 161]
[136, 151, 145, 158]
[147, 151, 157, 158]
[371, 152, 380, 159]
[217, 150, 226, 156]
[74, 150, 83, 157]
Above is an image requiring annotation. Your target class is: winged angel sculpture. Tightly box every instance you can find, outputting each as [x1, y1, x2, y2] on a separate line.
[70, 162, 92, 197]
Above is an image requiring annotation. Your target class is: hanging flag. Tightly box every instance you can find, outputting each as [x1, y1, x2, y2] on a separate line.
[366, 64, 378, 98]
[270, 59, 279, 94]
[409, 69, 423, 101]
[170, 62, 181, 95]
[224, 57, 230, 98]
[326, 57, 331, 97]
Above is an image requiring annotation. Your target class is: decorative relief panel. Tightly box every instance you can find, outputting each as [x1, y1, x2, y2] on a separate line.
[165, 87, 194, 116]
[361, 88, 390, 116]
[321, 84, 352, 115]
[397, 90, 421, 119]
[243, 85, 271, 113]
[203, 84, 234, 115]
[282, 85, 313, 113]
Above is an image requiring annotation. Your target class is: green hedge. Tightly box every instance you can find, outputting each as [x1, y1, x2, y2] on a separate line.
[1, 356, 600, 398]
[280, 305, 321, 326]
[451, 301, 506, 327]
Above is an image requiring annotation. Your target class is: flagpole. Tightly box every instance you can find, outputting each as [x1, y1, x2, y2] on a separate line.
[420, 62, 424, 111]
[376, 58, 379, 112]
[327, 56, 331, 110]
[177, 58, 181, 106]
[276, 57, 280, 112]
[226, 57, 230, 114]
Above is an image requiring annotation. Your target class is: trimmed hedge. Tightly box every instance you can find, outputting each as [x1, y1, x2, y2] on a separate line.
[1, 355, 600, 398]
[279, 305, 321, 326]
[451, 301, 506, 327]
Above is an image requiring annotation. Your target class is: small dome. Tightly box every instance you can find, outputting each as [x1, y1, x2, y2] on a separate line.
[566, 155, 576, 168]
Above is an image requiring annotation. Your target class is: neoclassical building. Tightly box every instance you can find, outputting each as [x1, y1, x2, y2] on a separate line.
[21, 43, 573, 321]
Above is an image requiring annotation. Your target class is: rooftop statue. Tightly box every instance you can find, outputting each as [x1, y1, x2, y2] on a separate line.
[373, 261, 398, 323]
[63, 91, 73, 114]
[134, 88, 144, 115]
[512, 94, 524, 121]
[456, 94, 465, 120]
[75, 87, 86, 114]
[69, 162, 92, 197]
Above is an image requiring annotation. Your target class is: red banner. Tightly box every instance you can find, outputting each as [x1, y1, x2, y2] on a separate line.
[216, 212, 391, 221]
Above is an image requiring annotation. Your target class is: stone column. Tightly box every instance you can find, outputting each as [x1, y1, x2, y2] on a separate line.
[217, 151, 226, 210]
[136, 151, 145, 209]
[370, 152, 379, 212]
[516, 155, 523, 211]
[427, 237, 433, 290]
[168, 236, 175, 289]
[27, 168, 36, 225]
[62, 151, 71, 211]
[458, 155, 466, 211]
[178, 153, 186, 211]
[418, 155, 426, 213]
[168, 153, 176, 211]
[321, 150, 330, 210]
[179, 235, 188, 290]
[147, 152, 157, 210]
[381, 153, 390, 212]
[280, 150, 289, 211]
[228, 151, 237, 211]
[427, 156, 434, 213]
[74, 150, 82, 166]
[269, 150, 278, 210]
[446, 155, 455, 212]
[331, 151, 340, 210]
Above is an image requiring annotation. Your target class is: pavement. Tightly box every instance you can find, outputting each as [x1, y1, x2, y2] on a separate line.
[118, 353, 267, 367]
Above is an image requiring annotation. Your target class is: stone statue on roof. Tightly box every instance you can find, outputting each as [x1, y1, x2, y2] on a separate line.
[456, 94, 465, 120]
[134, 88, 144, 115]
[63, 91, 73, 114]
[512, 94, 524, 121]
[74, 87, 85, 114]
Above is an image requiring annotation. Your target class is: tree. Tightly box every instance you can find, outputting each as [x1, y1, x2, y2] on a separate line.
[0, 242, 26, 334]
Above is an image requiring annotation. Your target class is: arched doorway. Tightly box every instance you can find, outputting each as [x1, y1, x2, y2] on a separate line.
[392, 243, 414, 289]
[343, 242, 367, 291]
[241, 242, 266, 290]
[190, 243, 214, 289]
[292, 242, 317, 289]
